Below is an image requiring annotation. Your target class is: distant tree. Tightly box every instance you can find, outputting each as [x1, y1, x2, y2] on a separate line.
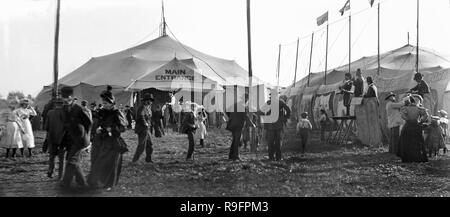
[7, 91, 25, 101]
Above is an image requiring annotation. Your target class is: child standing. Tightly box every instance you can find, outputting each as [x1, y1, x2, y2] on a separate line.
[296, 112, 313, 153]
[195, 108, 207, 148]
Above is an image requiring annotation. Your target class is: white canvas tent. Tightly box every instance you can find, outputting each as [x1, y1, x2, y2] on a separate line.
[35, 35, 270, 109]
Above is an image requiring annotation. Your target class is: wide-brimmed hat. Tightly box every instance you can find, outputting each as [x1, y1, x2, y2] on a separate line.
[141, 93, 154, 102]
[385, 92, 396, 101]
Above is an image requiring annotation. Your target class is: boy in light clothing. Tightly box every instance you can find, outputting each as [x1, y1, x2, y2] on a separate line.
[296, 112, 313, 153]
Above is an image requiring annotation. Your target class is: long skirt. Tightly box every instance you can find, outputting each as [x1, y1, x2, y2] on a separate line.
[398, 121, 428, 163]
[88, 135, 123, 189]
[195, 122, 207, 140]
[0, 122, 23, 149]
[21, 119, 35, 148]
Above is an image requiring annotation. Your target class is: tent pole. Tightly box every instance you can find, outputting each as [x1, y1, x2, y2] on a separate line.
[416, 0, 419, 73]
[247, 0, 257, 154]
[325, 21, 329, 84]
[293, 37, 299, 87]
[349, 9, 351, 75]
[53, 0, 61, 99]
[277, 44, 281, 88]
[377, 2, 380, 75]
[247, 0, 253, 96]
[308, 32, 314, 87]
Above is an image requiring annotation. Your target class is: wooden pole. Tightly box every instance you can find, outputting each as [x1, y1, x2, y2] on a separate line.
[325, 22, 329, 84]
[247, 0, 256, 153]
[308, 32, 314, 87]
[247, 0, 253, 92]
[349, 12, 352, 75]
[277, 44, 281, 88]
[293, 37, 299, 87]
[416, 0, 420, 73]
[53, 0, 61, 99]
[377, 2, 380, 75]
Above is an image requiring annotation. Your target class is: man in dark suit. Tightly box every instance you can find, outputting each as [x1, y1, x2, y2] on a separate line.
[264, 93, 291, 161]
[226, 93, 254, 161]
[363, 76, 379, 105]
[44, 98, 67, 179]
[132, 93, 154, 163]
[60, 87, 92, 189]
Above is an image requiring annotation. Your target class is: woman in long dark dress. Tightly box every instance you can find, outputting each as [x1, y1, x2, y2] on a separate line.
[88, 89, 128, 189]
[398, 96, 428, 163]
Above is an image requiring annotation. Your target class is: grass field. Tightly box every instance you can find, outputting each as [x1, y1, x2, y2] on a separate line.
[0, 127, 449, 197]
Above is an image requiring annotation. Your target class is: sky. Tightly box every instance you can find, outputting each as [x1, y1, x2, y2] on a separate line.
[0, 0, 449, 98]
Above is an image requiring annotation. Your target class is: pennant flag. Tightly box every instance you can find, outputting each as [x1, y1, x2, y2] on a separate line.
[369, 0, 375, 7]
[316, 11, 329, 26]
[339, 0, 350, 16]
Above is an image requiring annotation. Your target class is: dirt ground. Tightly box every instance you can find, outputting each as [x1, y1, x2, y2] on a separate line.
[0, 127, 449, 197]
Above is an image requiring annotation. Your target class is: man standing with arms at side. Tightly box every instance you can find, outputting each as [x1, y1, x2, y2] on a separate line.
[226, 93, 254, 161]
[132, 93, 154, 163]
[60, 87, 92, 189]
[264, 92, 291, 161]
[385, 92, 404, 155]
[45, 98, 67, 179]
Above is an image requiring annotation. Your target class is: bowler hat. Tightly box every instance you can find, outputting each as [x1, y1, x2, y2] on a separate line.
[384, 92, 396, 101]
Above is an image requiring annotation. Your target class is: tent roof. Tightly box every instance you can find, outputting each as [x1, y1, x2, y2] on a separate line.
[287, 44, 450, 91]
[57, 35, 269, 88]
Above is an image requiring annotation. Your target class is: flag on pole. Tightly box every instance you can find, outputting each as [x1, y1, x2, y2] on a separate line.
[339, 0, 350, 16]
[316, 11, 329, 26]
[369, 0, 375, 7]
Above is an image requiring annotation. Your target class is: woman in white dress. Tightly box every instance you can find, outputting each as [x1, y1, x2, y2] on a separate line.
[16, 99, 37, 157]
[0, 99, 24, 159]
[195, 108, 208, 148]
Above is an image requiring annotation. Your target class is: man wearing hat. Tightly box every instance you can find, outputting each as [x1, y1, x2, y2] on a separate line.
[385, 92, 404, 155]
[132, 93, 154, 163]
[59, 86, 92, 189]
[410, 72, 430, 98]
[44, 98, 67, 179]
[263, 92, 291, 161]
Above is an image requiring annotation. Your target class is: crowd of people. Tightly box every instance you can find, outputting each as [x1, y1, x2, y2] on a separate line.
[337, 69, 448, 163]
[1, 69, 449, 192]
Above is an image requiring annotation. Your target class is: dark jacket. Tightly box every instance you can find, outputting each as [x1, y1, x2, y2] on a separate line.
[181, 111, 196, 134]
[64, 103, 93, 148]
[226, 111, 248, 132]
[410, 80, 431, 97]
[353, 77, 364, 97]
[45, 108, 66, 150]
[134, 104, 151, 134]
[264, 99, 291, 131]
